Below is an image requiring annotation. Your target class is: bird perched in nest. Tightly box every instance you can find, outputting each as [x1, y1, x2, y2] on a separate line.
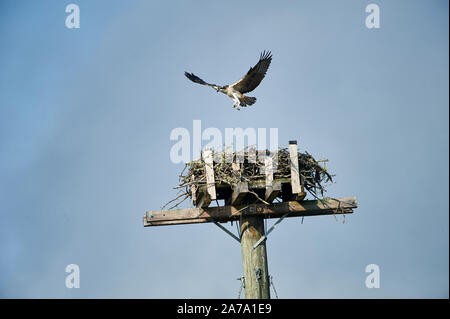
[184, 51, 272, 110]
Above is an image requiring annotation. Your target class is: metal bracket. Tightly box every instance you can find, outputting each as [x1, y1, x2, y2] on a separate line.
[253, 211, 291, 249]
[254, 267, 262, 281]
[208, 218, 241, 243]
[254, 266, 263, 299]
[269, 275, 279, 299]
[237, 276, 245, 299]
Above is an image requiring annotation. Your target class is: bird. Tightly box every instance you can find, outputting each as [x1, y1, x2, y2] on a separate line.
[184, 51, 272, 110]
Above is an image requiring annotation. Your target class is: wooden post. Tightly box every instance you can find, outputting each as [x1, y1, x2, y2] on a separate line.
[191, 175, 197, 206]
[231, 182, 249, 206]
[289, 140, 306, 201]
[289, 140, 301, 194]
[203, 149, 216, 201]
[264, 151, 281, 203]
[240, 215, 270, 299]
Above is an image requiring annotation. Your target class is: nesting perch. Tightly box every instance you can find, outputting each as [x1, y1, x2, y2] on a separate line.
[172, 140, 330, 209]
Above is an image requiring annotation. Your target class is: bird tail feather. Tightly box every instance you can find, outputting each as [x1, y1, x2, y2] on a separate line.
[241, 96, 257, 106]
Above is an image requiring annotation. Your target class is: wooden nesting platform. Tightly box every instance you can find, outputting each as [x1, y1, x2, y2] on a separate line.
[192, 141, 307, 208]
[142, 140, 359, 228]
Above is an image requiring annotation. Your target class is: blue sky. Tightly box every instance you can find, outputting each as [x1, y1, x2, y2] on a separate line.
[0, 0, 448, 298]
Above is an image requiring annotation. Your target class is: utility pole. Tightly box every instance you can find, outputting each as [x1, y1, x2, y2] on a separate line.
[143, 139, 358, 298]
[240, 215, 270, 299]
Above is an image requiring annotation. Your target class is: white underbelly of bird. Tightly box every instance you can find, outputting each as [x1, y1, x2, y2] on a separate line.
[224, 87, 257, 109]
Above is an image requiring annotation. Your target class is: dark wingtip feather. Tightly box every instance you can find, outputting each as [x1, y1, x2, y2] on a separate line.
[260, 50, 272, 61]
[185, 72, 195, 80]
[185, 72, 199, 82]
[184, 72, 210, 86]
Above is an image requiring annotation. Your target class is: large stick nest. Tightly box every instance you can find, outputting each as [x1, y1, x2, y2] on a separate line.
[163, 147, 334, 209]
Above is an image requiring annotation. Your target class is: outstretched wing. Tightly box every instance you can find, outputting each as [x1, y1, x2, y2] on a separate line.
[230, 51, 272, 94]
[184, 72, 219, 89]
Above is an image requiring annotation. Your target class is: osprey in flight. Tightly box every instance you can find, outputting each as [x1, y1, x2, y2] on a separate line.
[185, 51, 272, 110]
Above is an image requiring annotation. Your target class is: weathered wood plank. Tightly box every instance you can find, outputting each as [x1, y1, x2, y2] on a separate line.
[264, 152, 273, 187]
[231, 182, 249, 206]
[203, 149, 216, 201]
[289, 140, 306, 201]
[196, 190, 211, 208]
[265, 181, 281, 203]
[196, 176, 293, 192]
[191, 175, 197, 206]
[289, 140, 301, 194]
[144, 197, 357, 227]
[232, 162, 240, 174]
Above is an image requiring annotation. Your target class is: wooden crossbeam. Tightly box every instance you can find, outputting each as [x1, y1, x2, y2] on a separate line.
[143, 197, 357, 227]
